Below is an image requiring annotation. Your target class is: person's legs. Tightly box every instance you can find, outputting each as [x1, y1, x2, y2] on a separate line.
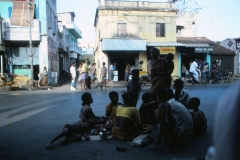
[46, 128, 70, 149]
[60, 134, 82, 145]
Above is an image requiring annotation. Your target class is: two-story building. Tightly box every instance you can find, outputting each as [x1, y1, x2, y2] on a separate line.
[94, 0, 181, 80]
[0, 0, 59, 85]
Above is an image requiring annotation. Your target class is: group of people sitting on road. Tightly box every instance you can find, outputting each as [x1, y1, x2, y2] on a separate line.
[46, 47, 207, 154]
[46, 79, 207, 155]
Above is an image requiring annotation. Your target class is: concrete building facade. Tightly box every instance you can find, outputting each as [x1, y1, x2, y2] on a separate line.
[94, 0, 180, 81]
[0, 0, 59, 85]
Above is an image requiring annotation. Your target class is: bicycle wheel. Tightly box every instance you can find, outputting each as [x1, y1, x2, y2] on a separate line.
[0, 79, 4, 92]
[141, 80, 151, 91]
[182, 75, 193, 87]
[171, 75, 181, 88]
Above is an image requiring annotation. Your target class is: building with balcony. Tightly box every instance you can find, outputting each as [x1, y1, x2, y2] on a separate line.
[94, 0, 180, 80]
[0, 0, 59, 85]
[57, 12, 82, 66]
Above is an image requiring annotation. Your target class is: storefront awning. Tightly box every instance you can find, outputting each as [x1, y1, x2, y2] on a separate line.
[147, 42, 185, 47]
[102, 39, 146, 51]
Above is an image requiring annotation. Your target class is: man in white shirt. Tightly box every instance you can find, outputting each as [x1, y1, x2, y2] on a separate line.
[189, 59, 199, 82]
[70, 62, 77, 90]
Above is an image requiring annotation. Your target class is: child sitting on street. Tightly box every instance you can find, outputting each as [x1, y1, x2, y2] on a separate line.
[105, 91, 122, 128]
[138, 92, 159, 124]
[188, 97, 207, 135]
[46, 92, 109, 150]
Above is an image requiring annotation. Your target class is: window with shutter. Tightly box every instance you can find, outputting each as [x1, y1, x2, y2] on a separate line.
[156, 23, 165, 37]
[117, 23, 127, 37]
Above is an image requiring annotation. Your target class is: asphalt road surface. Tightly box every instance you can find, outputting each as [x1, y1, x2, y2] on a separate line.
[0, 83, 234, 160]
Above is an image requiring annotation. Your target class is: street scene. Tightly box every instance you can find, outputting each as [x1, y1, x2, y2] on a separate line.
[0, 0, 240, 160]
[0, 81, 238, 160]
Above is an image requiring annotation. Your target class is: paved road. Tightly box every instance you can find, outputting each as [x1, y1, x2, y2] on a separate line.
[0, 83, 235, 160]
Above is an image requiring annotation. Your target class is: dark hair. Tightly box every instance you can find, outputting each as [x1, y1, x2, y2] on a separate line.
[109, 91, 118, 99]
[87, 61, 90, 64]
[130, 69, 139, 75]
[189, 97, 200, 110]
[122, 92, 136, 105]
[82, 60, 85, 63]
[102, 62, 105, 65]
[174, 79, 184, 86]
[166, 53, 174, 61]
[142, 92, 152, 103]
[81, 92, 91, 103]
[71, 62, 75, 65]
[150, 47, 160, 54]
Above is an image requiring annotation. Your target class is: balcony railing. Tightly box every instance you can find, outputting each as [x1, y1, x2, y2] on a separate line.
[2, 19, 40, 41]
[69, 42, 82, 54]
[65, 21, 82, 38]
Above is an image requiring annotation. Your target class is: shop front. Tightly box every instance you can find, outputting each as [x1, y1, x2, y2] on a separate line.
[101, 38, 146, 81]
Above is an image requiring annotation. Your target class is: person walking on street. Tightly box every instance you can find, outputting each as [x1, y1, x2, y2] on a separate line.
[70, 62, 77, 90]
[99, 62, 107, 90]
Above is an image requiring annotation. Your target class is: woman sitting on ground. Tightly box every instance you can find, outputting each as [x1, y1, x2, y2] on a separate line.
[112, 92, 152, 141]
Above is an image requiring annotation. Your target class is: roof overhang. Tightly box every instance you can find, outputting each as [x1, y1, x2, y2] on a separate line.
[184, 44, 209, 47]
[147, 42, 185, 47]
[102, 38, 146, 51]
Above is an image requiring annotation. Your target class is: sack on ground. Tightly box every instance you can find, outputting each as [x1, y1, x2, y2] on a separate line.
[130, 133, 154, 147]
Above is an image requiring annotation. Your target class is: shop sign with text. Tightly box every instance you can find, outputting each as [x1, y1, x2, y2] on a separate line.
[195, 47, 214, 53]
[157, 47, 175, 54]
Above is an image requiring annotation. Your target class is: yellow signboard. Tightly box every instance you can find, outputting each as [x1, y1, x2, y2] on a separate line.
[156, 47, 176, 55]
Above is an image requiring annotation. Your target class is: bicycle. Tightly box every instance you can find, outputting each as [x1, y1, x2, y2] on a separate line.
[0, 74, 30, 92]
[173, 71, 211, 87]
[139, 74, 152, 91]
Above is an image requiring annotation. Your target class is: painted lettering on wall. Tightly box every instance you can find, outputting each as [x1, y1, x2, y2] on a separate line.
[156, 47, 175, 55]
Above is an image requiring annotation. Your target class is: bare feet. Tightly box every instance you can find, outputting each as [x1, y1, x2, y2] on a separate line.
[46, 143, 54, 150]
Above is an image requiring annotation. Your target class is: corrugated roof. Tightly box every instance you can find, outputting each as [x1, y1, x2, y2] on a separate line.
[177, 37, 236, 55]
[147, 42, 185, 47]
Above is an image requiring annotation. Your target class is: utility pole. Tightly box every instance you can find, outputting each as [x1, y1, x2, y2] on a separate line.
[28, 0, 33, 81]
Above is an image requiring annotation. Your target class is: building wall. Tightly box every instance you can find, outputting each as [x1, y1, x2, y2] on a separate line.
[176, 11, 199, 37]
[95, 0, 178, 79]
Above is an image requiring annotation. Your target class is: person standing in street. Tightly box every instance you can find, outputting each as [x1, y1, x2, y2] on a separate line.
[109, 63, 114, 82]
[70, 62, 77, 90]
[99, 62, 108, 90]
[40, 67, 48, 86]
[81, 60, 88, 90]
